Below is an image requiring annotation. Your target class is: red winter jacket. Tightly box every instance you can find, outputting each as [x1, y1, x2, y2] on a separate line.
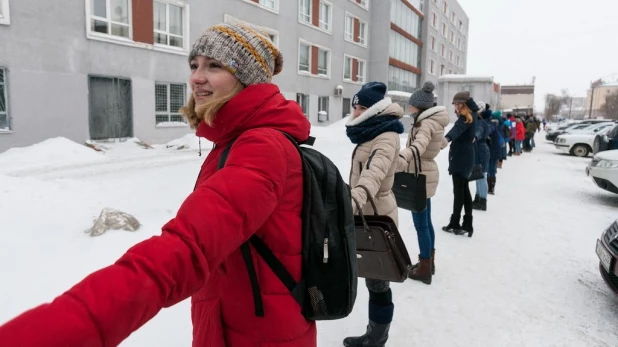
[515, 122, 526, 141]
[0, 84, 316, 347]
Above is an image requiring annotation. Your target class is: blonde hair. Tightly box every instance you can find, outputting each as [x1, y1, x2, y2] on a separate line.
[180, 82, 245, 129]
[459, 104, 473, 124]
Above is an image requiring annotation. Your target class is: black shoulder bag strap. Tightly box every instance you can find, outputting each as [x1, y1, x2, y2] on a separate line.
[216, 132, 308, 317]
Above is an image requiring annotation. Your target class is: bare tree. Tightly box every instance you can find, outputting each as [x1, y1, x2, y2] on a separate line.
[600, 91, 618, 120]
[544, 94, 563, 119]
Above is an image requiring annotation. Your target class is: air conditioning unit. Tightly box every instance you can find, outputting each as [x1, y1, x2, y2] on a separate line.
[334, 85, 343, 97]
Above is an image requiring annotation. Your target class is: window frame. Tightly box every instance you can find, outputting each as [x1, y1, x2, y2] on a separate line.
[296, 93, 309, 117]
[0, 0, 11, 25]
[0, 67, 10, 132]
[153, 1, 188, 50]
[430, 35, 436, 51]
[318, 96, 330, 123]
[358, 20, 368, 46]
[344, 13, 354, 41]
[298, 41, 311, 73]
[155, 82, 188, 127]
[429, 59, 435, 75]
[318, 0, 332, 32]
[299, 0, 312, 24]
[317, 47, 330, 76]
[441, 22, 447, 37]
[240, 0, 279, 13]
[350, 0, 369, 10]
[86, 0, 133, 41]
[343, 54, 366, 84]
[431, 12, 437, 28]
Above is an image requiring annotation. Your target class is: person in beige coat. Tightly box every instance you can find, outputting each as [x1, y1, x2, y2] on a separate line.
[344, 82, 404, 347]
[397, 81, 449, 285]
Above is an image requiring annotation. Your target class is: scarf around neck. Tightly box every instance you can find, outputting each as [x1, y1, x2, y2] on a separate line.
[346, 115, 404, 144]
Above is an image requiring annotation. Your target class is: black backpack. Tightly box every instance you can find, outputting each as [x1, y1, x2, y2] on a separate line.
[215, 131, 358, 321]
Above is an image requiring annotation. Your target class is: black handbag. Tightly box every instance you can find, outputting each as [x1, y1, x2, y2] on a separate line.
[468, 164, 484, 181]
[392, 145, 427, 212]
[352, 189, 413, 283]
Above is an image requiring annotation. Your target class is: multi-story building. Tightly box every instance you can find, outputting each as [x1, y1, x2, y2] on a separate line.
[586, 75, 618, 119]
[420, 0, 468, 93]
[0, 0, 468, 153]
[500, 84, 535, 115]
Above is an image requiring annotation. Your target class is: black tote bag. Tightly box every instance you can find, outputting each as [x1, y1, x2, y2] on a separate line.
[468, 164, 484, 181]
[392, 145, 427, 212]
[352, 190, 413, 283]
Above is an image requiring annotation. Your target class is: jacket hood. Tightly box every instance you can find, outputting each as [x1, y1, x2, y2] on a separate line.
[196, 84, 311, 146]
[346, 97, 403, 126]
[416, 106, 449, 127]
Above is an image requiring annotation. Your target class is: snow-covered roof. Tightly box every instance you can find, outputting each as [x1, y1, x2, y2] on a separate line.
[387, 91, 412, 98]
[438, 75, 494, 83]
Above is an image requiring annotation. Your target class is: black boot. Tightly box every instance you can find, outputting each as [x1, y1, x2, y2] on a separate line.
[488, 177, 496, 195]
[479, 198, 487, 211]
[455, 215, 474, 237]
[343, 301, 392, 347]
[472, 197, 482, 210]
[343, 320, 390, 347]
[473, 194, 480, 205]
[442, 214, 461, 233]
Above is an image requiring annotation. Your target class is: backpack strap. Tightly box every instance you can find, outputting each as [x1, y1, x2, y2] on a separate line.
[216, 131, 304, 317]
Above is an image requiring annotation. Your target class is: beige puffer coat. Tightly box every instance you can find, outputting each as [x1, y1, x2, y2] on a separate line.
[397, 106, 449, 198]
[348, 98, 403, 226]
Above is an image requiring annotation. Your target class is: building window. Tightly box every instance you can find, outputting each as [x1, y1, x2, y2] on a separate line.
[451, 11, 456, 23]
[319, 1, 331, 31]
[390, 0, 421, 38]
[0, 68, 9, 131]
[153, 1, 186, 48]
[440, 43, 445, 57]
[259, 0, 276, 9]
[359, 21, 367, 45]
[429, 59, 435, 75]
[441, 22, 447, 37]
[459, 19, 463, 31]
[456, 55, 460, 67]
[357, 60, 365, 83]
[296, 93, 309, 117]
[443, 2, 448, 14]
[457, 37, 461, 50]
[345, 15, 353, 41]
[431, 12, 437, 28]
[224, 14, 280, 46]
[89, 0, 131, 38]
[352, 0, 368, 9]
[449, 49, 453, 62]
[155, 83, 187, 125]
[299, 0, 311, 23]
[318, 48, 329, 75]
[440, 64, 445, 76]
[449, 30, 454, 43]
[430, 35, 436, 51]
[299, 42, 310, 72]
[344, 57, 352, 80]
[318, 96, 329, 122]
[0, 0, 11, 25]
[387, 65, 419, 93]
[389, 30, 421, 68]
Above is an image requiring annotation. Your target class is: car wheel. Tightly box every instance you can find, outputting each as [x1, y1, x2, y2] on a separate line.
[571, 144, 590, 157]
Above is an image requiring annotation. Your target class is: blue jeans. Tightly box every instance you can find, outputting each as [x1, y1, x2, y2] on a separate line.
[411, 199, 435, 259]
[475, 174, 488, 198]
[515, 140, 522, 153]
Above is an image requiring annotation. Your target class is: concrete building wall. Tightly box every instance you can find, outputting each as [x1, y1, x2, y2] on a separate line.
[586, 84, 618, 118]
[437, 76, 497, 121]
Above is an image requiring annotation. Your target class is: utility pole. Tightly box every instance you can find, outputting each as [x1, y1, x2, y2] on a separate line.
[568, 98, 573, 119]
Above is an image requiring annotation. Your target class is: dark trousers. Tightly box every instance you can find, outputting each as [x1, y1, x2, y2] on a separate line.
[452, 174, 473, 217]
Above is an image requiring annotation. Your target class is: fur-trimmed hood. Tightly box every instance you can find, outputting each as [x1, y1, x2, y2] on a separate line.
[346, 97, 404, 126]
[415, 106, 450, 127]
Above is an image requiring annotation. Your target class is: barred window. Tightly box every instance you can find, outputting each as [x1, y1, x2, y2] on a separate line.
[0, 68, 9, 131]
[155, 83, 187, 125]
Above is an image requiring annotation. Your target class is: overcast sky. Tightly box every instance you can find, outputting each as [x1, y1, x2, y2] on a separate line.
[458, 0, 618, 110]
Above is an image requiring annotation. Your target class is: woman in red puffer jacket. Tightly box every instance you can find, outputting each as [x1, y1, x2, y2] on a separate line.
[0, 23, 316, 347]
[514, 117, 526, 155]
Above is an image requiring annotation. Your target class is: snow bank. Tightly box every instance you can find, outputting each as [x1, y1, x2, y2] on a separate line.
[163, 134, 214, 152]
[0, 137, 106, 173]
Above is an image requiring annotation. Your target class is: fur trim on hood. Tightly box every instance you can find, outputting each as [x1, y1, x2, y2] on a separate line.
[347, 97, 403, 126]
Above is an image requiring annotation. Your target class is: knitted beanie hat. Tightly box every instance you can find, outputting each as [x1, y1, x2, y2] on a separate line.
[452, 91, 470, 104]
[189, 23, 283, 86]
[352, 82, 388, 108]
[408, 81, 435, 109]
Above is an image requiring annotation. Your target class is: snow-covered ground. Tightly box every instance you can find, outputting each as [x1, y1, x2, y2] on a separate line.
[1, 120, 618, 346]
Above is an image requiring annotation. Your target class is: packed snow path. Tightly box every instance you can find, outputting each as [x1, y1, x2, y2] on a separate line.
[1, 126, 617, 346]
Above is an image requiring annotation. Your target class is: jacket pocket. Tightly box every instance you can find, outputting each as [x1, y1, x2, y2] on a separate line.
[366, 149, 378, 169]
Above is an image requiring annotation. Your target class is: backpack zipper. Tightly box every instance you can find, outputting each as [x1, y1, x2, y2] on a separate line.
[321, 154, 330, 264]
[323, 238, 329, 263]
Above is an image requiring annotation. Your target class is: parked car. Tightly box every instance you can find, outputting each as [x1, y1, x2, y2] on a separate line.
[593, 124, 618, 155]
[587, 149, 618, 194]
[554, 125, 614, 157]
[596, 220, 618, 295]
[546, 120, 614, 142]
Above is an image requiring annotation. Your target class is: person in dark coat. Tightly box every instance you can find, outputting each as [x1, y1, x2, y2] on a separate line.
[442, 91, 478, 237]
[486, 112, 503, 195]
[473, 102, 491, 211]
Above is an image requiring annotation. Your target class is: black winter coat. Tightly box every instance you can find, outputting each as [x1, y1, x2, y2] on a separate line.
[446, 113, 478, 179]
